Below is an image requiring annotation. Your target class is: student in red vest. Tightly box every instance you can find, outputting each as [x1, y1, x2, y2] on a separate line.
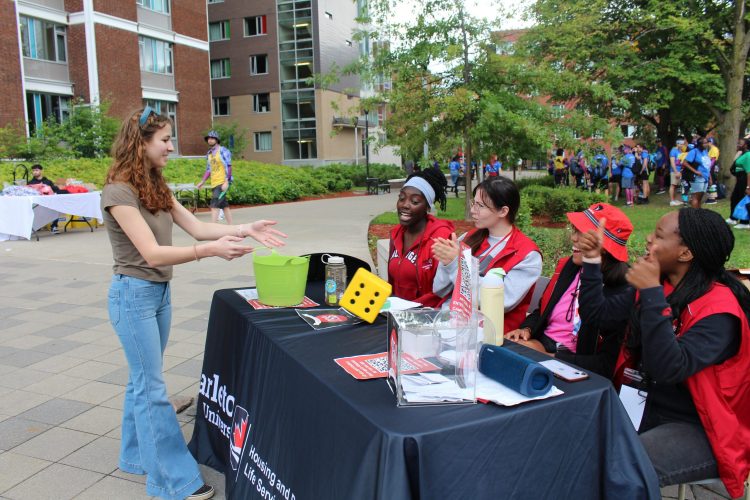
[505, 203, 632, 378]
[431, 176, 541, 333]
[575, 208, 750, 498]
[388, 169, 454, 307]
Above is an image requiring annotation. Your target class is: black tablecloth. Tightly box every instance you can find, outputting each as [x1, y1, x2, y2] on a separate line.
[188, 286, 660, 500]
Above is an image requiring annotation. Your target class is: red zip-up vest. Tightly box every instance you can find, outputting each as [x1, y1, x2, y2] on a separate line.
[464, 227, 541, 333]
[614, 282, 750, 498]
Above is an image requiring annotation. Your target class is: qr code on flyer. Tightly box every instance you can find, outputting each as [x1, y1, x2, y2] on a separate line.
[365, 356, 418, 373]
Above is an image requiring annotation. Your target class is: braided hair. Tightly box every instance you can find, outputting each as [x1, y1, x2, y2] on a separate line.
[628, 208, 750, 352]
[669, 208, 750, 325]
[405, 168, 448, 212]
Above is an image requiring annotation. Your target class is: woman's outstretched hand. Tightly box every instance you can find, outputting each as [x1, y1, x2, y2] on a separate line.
[432, 233, 460, 265]
[242, 220, 287, 247]
[212, 235, 255, 261]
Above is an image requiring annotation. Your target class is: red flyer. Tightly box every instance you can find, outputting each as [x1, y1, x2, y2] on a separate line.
[234, 288, 319, 309]
[335, 352, 440, 380]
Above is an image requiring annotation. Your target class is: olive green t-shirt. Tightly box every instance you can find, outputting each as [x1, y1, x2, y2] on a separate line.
[101, 183, 173, 282]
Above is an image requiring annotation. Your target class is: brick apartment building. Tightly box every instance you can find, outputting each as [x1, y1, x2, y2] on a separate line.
[207, 0, 399, 165]
[2, 0, 212, 156]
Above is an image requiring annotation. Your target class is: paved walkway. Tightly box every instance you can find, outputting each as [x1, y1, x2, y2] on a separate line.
[0, 188, 734, 500]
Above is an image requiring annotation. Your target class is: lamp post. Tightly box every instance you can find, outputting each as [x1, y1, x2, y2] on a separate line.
[364, 109, 370, 179]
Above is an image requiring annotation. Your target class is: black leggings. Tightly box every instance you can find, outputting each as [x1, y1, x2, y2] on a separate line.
[730, 171, 748, 222]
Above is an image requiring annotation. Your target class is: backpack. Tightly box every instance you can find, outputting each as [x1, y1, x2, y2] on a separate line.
[570, 157, 583, 176]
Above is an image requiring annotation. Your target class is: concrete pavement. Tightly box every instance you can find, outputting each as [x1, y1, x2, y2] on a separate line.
[0, 188, 733, 500]
[0, 192, 397, 500]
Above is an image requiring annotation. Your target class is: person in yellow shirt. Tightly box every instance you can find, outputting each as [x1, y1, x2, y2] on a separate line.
[197, 130, 233, 224]
[707, 137, 720, 187]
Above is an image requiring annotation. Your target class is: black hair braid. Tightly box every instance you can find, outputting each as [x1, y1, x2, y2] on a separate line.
[406, 169, 448, 212]
[675, 208, 750, 325]
[627, 208, 750, 354]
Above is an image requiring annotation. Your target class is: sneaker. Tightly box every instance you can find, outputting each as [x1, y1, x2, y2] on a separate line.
[734, 224, 750, 229]
[726, 218, 738, 225]
[656, 190, 666, 194]
[670, 201, 682, 206]
[51, 226, 59, 234]
[705, 199, 717, 205]
[187, 484, 214, 500]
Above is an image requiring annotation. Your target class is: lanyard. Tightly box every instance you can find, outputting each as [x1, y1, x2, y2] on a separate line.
[478, 228, 513, 264]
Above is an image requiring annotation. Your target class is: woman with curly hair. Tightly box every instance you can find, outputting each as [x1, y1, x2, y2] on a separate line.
[102, 107, 287, 500]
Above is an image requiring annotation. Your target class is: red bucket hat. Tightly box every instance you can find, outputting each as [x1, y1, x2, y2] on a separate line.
[566, 203, 633, 262]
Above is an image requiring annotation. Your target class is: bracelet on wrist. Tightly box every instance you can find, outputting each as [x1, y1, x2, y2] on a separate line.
[582, 256, 602, 264]
[193, 243, 201, 262]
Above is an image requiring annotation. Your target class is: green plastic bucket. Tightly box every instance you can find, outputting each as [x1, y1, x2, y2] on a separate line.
[252, 249, 310, 306]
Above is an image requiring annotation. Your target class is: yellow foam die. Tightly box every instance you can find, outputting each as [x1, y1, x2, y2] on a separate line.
[341, 268, 392, 323]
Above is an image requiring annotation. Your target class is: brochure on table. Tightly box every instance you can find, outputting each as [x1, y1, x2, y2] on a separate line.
[234, 288, 319, 309]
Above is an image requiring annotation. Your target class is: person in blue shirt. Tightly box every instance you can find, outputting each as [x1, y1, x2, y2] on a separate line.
[620, 145, 636, 206]
[635, 144, 651, 204]
[485, 154, 501, 177]
[654, 139, 669, 195]
[592, 151, 610, 195]
[449, 156, 461, 192]
[609, 150, 622, 201]
[669, 138, 685, 206]
[682, 137, 711, 208]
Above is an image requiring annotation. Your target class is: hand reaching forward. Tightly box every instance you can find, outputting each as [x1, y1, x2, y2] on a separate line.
[577, 217, 606, 260]
[626, 257, 661, 290]
[505, 328, 531, 342]
[212, 235, 255, 261]
[432, 233, 460, 265]
[242, 220, 288, 247]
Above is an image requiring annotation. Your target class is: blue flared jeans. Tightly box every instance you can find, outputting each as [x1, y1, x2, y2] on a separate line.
[108, 275, 203, 500]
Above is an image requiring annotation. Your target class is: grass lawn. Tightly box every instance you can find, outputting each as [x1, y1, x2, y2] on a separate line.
[371, 189, 750, 269]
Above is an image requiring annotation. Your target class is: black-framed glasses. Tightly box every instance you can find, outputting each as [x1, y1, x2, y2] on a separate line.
[139, 106, 156, 127]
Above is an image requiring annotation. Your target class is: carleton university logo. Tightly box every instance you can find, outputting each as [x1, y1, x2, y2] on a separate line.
[229, 405, 250, 470]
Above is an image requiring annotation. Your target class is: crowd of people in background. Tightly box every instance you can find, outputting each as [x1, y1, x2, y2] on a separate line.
[546, 135, 733, 214]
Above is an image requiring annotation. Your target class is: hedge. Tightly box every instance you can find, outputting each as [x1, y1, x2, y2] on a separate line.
[1, 159, 404, 206]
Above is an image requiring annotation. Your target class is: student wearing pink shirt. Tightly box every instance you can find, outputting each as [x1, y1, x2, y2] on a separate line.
[505, 203, 633, 378]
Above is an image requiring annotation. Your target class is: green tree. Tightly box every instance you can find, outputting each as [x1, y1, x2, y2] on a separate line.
[522, 0, 750, 182]
[336, 0, 618, 218]
[42, 99, 120, 158]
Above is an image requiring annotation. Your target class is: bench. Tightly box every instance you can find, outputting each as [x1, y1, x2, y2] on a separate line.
[366, 177, 391, 195]
[366, 177, 380, 195]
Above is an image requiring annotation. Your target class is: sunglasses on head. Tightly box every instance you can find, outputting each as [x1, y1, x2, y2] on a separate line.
[139, 106, 156, 127]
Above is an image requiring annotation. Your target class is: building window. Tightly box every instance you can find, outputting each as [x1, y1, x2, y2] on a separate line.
[20, 16, 67, 62]
[620, 124, 636, 138]
[210, 58, 231, 79]
[139, 36, 173, 74]
[26, 92, 70, 134]
[209, 20, 230, 41]
[137, 0, 170, 14]
[254, 132, 272, 152]
[253, 93, 270, 113]
[144, 99, 177, 140]
[213, 97, 230, 116]
[250, 55, 268, 75]
[244, 15, 267, 36]
[208, 0, 223, 3]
